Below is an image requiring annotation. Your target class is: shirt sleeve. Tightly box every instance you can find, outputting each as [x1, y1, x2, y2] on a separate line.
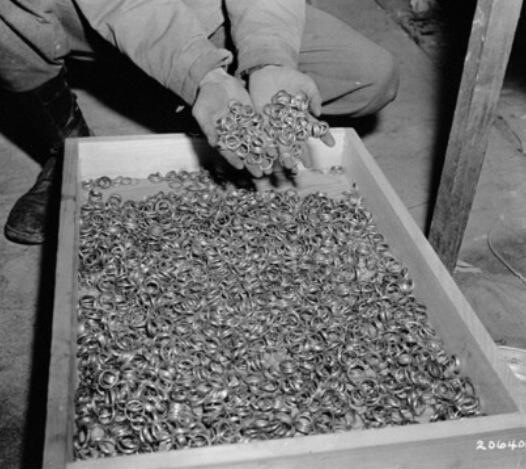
[225, 0, 306, 76]
[74, 0, 233, 104]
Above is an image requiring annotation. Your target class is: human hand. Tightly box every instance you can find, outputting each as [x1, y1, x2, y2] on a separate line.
[248, 65, 335, 169]
[193, 68, 265, 177]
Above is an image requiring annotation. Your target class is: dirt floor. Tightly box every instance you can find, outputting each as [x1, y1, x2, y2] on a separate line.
[1, 1, 526, 468]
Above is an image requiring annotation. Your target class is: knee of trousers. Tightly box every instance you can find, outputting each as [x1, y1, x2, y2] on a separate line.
[355, 50, 399, 116]
[328, 49, 399, 117]
[372, 50, 399, 109]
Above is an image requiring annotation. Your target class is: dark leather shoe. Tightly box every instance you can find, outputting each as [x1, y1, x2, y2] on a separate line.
[3, 69, 91, 244]
[4, 106, 91, 245]
[4, 157, 58, 244]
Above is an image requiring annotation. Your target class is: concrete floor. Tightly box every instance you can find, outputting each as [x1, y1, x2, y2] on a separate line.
[1, 1, 526, 468]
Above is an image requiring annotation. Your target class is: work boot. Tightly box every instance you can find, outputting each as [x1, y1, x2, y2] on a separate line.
[4, 70, 91, 244]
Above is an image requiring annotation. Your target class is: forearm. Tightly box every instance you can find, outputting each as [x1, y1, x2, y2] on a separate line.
[75, 0, 232, 103]
[225, 0, 306, 75]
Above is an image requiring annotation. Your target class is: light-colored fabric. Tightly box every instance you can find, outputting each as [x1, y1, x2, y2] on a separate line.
[72, 0, 233, 103]
[225, 0, 305, 74]
[0, 0, 304, 103]
[298, 6, 398, 116]
[0, 1, 398, 116]
[0, 0, 67, 90]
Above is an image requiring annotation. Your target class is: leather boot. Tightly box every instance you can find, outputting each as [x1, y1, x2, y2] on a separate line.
[4, 70, 91, 244]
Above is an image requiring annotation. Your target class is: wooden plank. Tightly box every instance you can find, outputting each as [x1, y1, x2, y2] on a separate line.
[43, 139, 79, 468]
[68, 416, 526, 469]
[76, 131, 345, 180]
[428, 0, 523, 271]
[44, 130, 526, 469]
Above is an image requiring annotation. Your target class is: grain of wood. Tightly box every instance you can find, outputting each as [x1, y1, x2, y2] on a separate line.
[43, 139, 80, 468]
[428, 0, 524, 271]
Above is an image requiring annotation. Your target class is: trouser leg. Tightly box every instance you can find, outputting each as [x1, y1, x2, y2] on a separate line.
[0, 1, 68, 92]
[299, 5, 399, 117]
[1, 3, 92, 243]
[4, 70, 92, 244]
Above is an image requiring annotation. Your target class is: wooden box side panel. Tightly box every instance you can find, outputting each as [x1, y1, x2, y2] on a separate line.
[78, 135, 208, 178]
[340, 131, 524, 414]
[43, 139, 80, 468]
[76, 132, 345, 180]
[68, 416, 526, 469]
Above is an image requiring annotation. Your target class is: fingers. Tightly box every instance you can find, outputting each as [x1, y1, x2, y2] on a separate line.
[308, 86, 322, 117]
[192, 106, 218, 147]
[244, 163, 263, 178]
[276, 144, 295, 170]
[320, 130, 336, 148]
[260, 146, 277, 175]
[219, 149, 244, 171]
[302, 80, 334, 148]
[262, 164, 274, 176]
[276, 143, 312, 170]
[223, 142, 316, 174]
[300, 143, 314, 168]
[202, 122, 218, 147]
[217, 145, 268, 177]
[219, 148, 265, 177]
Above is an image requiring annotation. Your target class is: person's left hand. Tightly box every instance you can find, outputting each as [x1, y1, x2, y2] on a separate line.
[248, 65, 335, 169]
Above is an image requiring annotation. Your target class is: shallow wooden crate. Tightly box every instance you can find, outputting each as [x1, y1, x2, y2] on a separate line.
[44, 128, 526, 469]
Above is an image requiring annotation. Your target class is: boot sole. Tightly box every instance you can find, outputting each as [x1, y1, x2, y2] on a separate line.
[4, 225, 45, 245]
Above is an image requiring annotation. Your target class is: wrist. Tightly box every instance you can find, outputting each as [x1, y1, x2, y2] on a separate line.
[243, 64, 281, 81]
[199, 67, 229, 87]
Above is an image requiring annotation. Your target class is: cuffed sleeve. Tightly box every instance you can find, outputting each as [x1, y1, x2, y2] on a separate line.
[225, 0, 306, 76]
[75, 0, 233, 103]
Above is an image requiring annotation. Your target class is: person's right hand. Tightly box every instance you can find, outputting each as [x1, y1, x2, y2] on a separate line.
[193, 68, 265, 178]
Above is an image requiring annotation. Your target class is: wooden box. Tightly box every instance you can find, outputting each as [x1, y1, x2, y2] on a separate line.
[44, 129, 526, 468]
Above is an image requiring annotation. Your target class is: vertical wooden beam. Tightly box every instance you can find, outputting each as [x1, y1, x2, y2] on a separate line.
[428, 0, 523, 271]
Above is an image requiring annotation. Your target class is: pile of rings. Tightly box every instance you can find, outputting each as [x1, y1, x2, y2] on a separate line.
[216, 90, 330, 171]
[74, 169, 481, 460]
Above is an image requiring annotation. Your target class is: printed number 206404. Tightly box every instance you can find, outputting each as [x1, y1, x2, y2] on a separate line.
[476, 440, 526, 451]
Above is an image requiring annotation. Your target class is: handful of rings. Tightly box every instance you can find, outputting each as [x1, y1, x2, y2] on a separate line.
[216, 90, 330, 171]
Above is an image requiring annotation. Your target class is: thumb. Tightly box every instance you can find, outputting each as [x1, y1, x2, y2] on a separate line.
[201, 120, 218, 146]
[307, 84, 322, 117]
[192, 103, 218, 146]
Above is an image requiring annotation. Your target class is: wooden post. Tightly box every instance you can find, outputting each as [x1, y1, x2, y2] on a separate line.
[428, 0, 523, 272]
